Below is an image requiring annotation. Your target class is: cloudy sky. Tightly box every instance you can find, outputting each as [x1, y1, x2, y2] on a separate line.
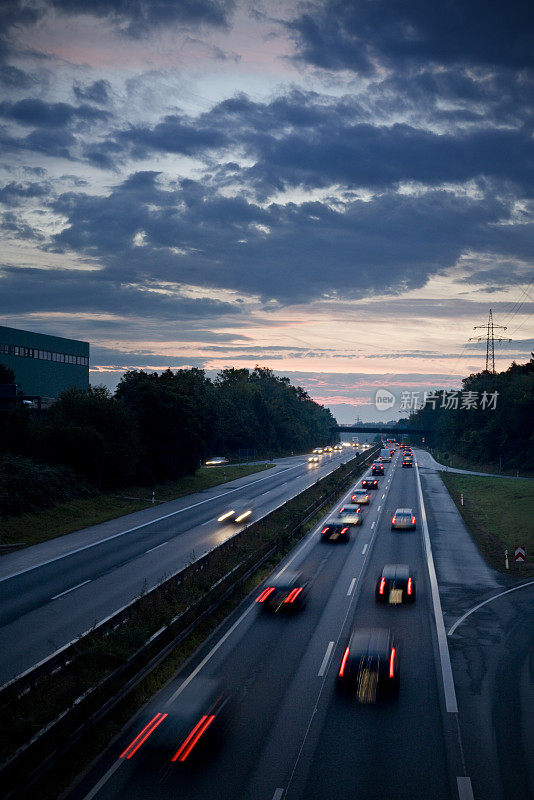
[1, 0, 533, 421]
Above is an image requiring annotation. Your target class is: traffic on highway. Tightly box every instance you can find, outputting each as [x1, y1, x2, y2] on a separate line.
[68, 445, 459, 800]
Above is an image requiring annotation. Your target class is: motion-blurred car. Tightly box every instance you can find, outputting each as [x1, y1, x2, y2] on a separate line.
[324, 446, 334, 452]
[391, 508, 416, 530]
[255, 570, 308, 612]
[205, 456, 229, 466]
[338, 627, 399, 701]
[120, 678, 228, 764]
[333, 444, 343, 451]
[308, 455, 320, 463]
[350, 489, 370, 505]
[361, 478, 379, 490]
[321, 521, 351, 542]
[375, 564, 416, 604]
[337, 504, 363, 526]
[312, 447, 324, 454]
[217, 508, 253, 524]
[372, 461, 384, 476]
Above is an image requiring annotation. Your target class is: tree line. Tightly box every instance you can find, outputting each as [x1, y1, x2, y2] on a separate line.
[406, 355, 534, 470]
[0, 365, 335, 511]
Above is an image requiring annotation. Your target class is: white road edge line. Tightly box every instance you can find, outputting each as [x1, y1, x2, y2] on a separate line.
[0, 464, 302, 583]
[272, 789, 284, 800]
[371, 521, 375, 530]
[347, 577, 357, 595]
[448, 580, 534, 636]
[361, 543, 368, 555]
[167, 603, 255, 705]
[145, 541, 168, 554]
[52, 579, 91, 600]
[457, 776, 474, 800]
[415, 460, 458, 713]
[82, 758, 123, 800]
[318, 641, 334, 677]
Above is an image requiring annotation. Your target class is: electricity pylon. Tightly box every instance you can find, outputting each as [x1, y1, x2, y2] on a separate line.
[469, 309, 512, 373]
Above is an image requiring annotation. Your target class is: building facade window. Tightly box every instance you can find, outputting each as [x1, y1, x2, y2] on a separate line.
[0, 342, 88, 366]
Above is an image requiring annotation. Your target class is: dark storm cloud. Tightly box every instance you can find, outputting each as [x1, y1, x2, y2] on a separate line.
[101, 92, 533, 196]
[48, 0, 236, 35]
[0, 126, 77, 159]
[90, 346, 208, 369]
[0, 180, 50, 205]
[0, 265, 240, 319]
[73, 79, 112, 106]
[287, 0, 534, 73]
[0, 99, 110, 127]
[41, 170, 531, 304]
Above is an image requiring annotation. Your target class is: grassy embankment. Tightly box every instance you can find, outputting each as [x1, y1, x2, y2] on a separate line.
[440, 472, 533, 577]
[0, 463, 271, 549]
[430, 448, 534, 478]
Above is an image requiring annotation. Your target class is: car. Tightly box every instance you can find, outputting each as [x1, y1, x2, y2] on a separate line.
[333, 444, 343, 451]
[375, 564, 416, 604]
[217, 508, 253, 524]
[350, 489, 370, 505]
[255, 570, 308, 612]
[205, 456, 229, 466]
[361, 478, 379, 490]
[338, 627, 399, 701]
[324, 446, 334, 452]
[391, 508, 416, 530]
[402, 458, 413, 468]
[337, 504, 363, 526]
[120, 678, 228, 763]
[372, 461, 384, 476]
[308, 455, 320, 463]
[321, 521, 351, 542]
[380, 449, 392, 462]
[312, 447, 324, 454]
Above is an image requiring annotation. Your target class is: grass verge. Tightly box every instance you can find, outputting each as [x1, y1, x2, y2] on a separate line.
[430, 448, 534, 478]
[0, 464, 271, 549]
[440, 472, 533, 577]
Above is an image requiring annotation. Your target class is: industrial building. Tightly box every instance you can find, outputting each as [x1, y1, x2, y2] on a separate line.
[0, 325, 89, 402]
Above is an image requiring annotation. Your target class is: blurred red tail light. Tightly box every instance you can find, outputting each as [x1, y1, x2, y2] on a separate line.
[339, 646, 350, 677]
[379, 577, 385, 595]
[389, 648, 396, 679]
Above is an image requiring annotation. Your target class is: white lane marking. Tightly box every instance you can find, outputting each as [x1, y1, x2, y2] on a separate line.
[82, 758, 123, 800]
[51, 579, 91, 600]
[167, 603, 254, 705]
[347, 578, 357, 595]
[0, 465, 302, 583]
[448, 581, 534, 636]
[318, 641, 334, 677]
[415, 461, 458, 713]
[370, 521, 375, 530]
[377, 505, 381, 511]
[361, 543, 368, 555]
[272, 790, 284, 800]
[457, 777, 474, 800]
[382, 493, 385, 499]
[201, 520, 212, 526]
[145, 541, 168, 554]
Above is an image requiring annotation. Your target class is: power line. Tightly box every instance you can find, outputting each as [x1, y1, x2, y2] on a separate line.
[468, 308, 512, 373]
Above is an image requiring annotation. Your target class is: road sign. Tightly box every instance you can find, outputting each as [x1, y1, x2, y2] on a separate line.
[514, 546, 526, 562]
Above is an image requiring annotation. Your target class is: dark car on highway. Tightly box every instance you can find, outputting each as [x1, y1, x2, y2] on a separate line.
[371, 461, 384, 476]
[338, 627, 399, 702]
[321, 521, 351, 542]
[255, 570, 308, 612]
[120, 678, 228, 764]
[361, 478, 379, 490]
[402, 458, 413, 468]
[375, 564, 416, 604]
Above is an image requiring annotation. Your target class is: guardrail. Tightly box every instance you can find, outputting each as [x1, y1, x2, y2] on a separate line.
[0, 445, 379, 799]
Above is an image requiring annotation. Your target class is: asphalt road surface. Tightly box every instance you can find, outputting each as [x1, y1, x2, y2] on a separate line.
[0, 449, 363, 683]
[68, 449, 470, 800]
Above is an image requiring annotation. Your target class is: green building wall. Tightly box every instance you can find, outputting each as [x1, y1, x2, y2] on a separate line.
[0, 325, 89, 400]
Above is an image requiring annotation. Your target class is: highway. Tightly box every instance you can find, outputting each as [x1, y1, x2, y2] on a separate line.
[0, 448, 360, 684]
[68, 449, 460, 800]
